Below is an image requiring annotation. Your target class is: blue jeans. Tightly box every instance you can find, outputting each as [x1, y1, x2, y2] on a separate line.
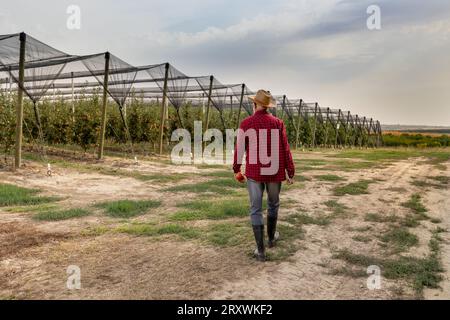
[247, 178, 282, 226]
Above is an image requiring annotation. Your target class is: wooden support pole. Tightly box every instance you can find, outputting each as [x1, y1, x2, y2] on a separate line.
[354, 115, 361, 147]
[236, 84, 245, 130]
[324, 107, 330, 147]
[14, 32, 26, 171]
[201, 93, 205, 120]
[229, 95, 233, 120]
[98, 52, 110, 160]
[295, 99, 303, 149]
[8, 66, 12, 102]
[344, 111, 350, 147]
[311, 103, 318, 148]
[335, 109, 342, 148]
[204, 75, 214, 134]
[158, 63, 170, 155]
[71, 71, 75, 122]
[377, 121, 383, 147]
[281, 95, 286, 119]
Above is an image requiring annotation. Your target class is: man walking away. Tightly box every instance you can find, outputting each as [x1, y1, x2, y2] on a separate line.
[233, 89, 295, 262]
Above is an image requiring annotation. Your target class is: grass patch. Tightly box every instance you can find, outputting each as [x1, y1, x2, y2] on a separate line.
[132, 173, 187, 183]
[331, 149, 448, 162]
[81, 226, 111, 236]
[333, 180, 375, 196]
[204, 170, 234, 178]
[96, 199, 161, 218]
[380, 227, 419, 252]
[401, 194, 427, 214]
[117, 223, 200, 239]
[324, 200, 349, 216]
[33, 208, 92, 221]
[284, 212, 330, 226]
[0, 183, 59, 207]
[164, 178, 245, 194]
[22, 154, 187, 184]
[399, 214, 423, 228]
[352, 235, 372, 243]
[427, 176, 449, 184]
[294, 159, 328, 171]
[266, 223, 305, 261]
[348, 226, 372, 232]
[412, 177, 448, 189]
[171, 199, 249, 221]
[205, 222, 252, 247]
[314, 174, 346, 182]
[333, 248, 443, 295]
[329, 160, 378, 171]
[364, 213, 398, 223]
[3, 203, 58, 213]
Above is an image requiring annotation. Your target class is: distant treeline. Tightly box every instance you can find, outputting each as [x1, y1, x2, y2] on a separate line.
[401, 129, 450, 134]
[383, 132, 450, 147]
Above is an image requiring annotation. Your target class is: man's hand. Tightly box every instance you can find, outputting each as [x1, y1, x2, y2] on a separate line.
[235, 172, 247, 183]
[286, 176, 294, 185]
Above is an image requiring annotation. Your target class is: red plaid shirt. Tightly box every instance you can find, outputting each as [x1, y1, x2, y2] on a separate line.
[233, 109, 295, 182]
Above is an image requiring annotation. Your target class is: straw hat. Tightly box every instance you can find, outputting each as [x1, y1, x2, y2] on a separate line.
[249, 89, 276, 108]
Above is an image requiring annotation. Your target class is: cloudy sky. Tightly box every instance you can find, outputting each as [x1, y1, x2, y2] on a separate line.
[1, 0, 449, 125]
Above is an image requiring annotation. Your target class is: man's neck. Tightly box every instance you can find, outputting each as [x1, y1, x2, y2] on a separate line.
[255, 107, 268, 113]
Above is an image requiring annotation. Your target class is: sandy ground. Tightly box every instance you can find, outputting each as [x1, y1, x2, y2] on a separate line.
[0, 151, 448, 300]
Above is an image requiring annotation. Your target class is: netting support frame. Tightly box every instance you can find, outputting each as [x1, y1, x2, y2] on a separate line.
[98, 52, 111, 160]
[158, 63, 170, 155]
[203, 75, 214, 141]
[235, 84, 245, 130]
[295, 99, 303, 149]
[14, 32, 26, 170]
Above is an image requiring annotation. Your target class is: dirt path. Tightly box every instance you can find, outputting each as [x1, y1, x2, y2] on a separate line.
[210, 158, 448, 299]
[0, 154, 448, 299]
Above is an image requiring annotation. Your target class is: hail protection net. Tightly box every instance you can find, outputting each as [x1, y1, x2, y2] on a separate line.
[196, 76, 240, 112]
[0, 33, 72, 103]
[145, 63, 191, 109]
[1, 32, 381, 142]
[283, 97, 299, 120]
[240, 85, 255, 115]
[82, 53, 138, 108]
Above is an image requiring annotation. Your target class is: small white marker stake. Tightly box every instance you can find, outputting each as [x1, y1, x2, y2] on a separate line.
[47, 163, 52, 177]
[134, 156, 138, 165]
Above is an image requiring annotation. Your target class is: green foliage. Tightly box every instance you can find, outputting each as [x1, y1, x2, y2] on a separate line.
[0, 90, 389, 157]
[314, 174, 346, 182]
[96, 199, 161, 218]
[333, 248, 443, 294]
[383, 133, 450, 148]
[380, 227, 419, 252]
[0, 94, 16, 158]
[164, 177, 245, 194]
[401, 194, 427, 215]
[33, 208, 92, 221]
[333, 180, 375, 196]
[117, 223, 200, 239]
[171, 198, 249, 221]
[0, 183, 59, 207]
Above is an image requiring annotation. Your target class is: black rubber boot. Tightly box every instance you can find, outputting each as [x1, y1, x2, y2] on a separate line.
[267, 216, 278, 248]
[252, 225, 265, 262]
